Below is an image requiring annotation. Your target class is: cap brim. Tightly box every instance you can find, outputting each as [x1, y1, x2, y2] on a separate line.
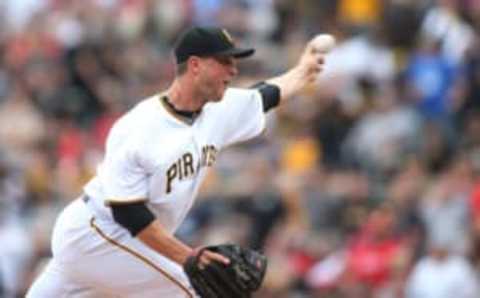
[219, 47, 255, 59]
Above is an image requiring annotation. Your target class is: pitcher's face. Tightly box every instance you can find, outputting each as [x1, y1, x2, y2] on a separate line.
[196, 55, 238, 102]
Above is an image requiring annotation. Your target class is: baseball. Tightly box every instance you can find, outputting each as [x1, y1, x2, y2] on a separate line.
[310, 34, 336, 53]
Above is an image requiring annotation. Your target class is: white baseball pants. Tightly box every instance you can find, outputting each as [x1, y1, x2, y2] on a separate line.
[26, 198, 196, 298]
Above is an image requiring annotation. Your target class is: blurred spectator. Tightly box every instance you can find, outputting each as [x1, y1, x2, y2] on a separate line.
[342, 81, 421, 175]
[312, 97, 353, 168]
[406, 239, 480, 298]
[0, 82, 47, 162]
[342, 203, 412, 297]
[418, 120, 454, 173]
[420, 153, 474, 256]
[420, 0, 476, 64]
[0, 154, 32, 298]
[387, 157, 427, 259]
[404, 37, 465, 124]
[460, 38, 480, 116]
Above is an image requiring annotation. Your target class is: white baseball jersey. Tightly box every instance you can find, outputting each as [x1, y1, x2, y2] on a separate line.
[27, 88, 266, 298]
[84, 87, 265, 233]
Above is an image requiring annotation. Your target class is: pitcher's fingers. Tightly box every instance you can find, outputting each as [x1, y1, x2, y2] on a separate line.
[203, 250, 230, 265]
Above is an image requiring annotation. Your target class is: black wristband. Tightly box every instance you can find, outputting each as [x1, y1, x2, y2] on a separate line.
[250, 82, 281, 112]
[111, 202, 155, 236]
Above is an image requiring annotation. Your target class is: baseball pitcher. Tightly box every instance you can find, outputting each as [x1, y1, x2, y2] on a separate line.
[27, 26, 333, 298]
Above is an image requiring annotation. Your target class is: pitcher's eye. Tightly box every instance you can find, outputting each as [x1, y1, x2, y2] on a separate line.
[213, 56, 234, 66]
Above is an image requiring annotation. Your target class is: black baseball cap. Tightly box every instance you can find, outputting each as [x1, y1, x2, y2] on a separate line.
[174, 27, 255, 64]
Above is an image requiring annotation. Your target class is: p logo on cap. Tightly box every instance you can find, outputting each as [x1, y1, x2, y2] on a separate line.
[221, 29, 235, 45]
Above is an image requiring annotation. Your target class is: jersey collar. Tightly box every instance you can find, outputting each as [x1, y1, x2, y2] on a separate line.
[159, 95, 201, 125]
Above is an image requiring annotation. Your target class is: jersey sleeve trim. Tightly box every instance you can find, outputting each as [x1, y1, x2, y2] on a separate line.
[250, 81, 281, 112]
[111, 202, 155, 236]
[105, 197, 148, 206]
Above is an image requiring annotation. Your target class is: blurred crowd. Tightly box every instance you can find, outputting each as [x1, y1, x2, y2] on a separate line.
[1, 0, 480, 297]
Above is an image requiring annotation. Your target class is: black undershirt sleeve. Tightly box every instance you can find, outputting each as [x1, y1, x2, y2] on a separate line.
[250, 82, 281, 112]
[111, 202, 155, 236]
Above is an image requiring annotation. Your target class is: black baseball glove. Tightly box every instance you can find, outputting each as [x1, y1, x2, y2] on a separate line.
[183, 244, 267, 298]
